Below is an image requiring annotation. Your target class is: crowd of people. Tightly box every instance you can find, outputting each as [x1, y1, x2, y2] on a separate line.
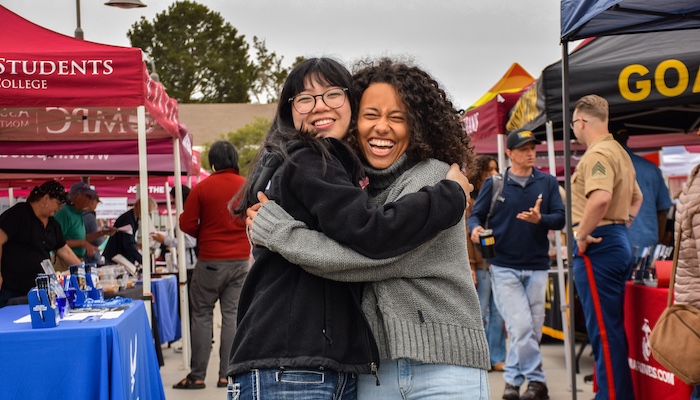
[0, 56, 696, 400]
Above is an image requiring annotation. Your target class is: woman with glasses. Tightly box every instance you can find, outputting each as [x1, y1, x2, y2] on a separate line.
[226, 58, 472, 399]
[0, 180, 82, 307]
[244, 58, 490, 399]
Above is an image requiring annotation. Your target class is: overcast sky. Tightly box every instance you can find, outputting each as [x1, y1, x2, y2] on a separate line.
[1, 0, 564, 110]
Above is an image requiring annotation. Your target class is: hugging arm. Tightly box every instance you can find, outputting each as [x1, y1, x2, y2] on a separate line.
[288, 150, 465, 259]
[251, 200, 430, 282]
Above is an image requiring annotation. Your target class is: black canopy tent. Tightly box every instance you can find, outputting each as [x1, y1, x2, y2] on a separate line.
[507, 29, 700, 138]
[557, 2, 700, 398]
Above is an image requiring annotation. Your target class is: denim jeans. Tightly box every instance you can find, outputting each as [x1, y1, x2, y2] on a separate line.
[476, 267, 506, 366]
[692, 385, 700, 400]
[490, 265, 548, 386]
[357, 358, 489, 399]
[228, 368, 356, 400]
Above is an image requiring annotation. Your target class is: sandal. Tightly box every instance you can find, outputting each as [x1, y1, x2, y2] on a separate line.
[217, 379, 228, 388]
[173, 377, 205, 389]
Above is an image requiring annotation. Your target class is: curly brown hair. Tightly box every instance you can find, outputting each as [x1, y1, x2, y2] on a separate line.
[467, 155, 498, 198]
[346, 58, 473, 171]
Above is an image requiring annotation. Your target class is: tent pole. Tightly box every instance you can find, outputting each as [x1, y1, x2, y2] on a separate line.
[137, 105, 153, 327]
[547, 120, 574, 391]
[173, 137, 192, 372]
[496, 133, 507, 173]
[561, 41, 578, 399]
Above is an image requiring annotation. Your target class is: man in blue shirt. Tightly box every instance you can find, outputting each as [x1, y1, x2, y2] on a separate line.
[612, 124, 673, 252]
[469, 129, 566, 400]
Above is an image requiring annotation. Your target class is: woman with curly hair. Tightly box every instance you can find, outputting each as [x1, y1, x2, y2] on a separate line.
[247, 58, 490, 399]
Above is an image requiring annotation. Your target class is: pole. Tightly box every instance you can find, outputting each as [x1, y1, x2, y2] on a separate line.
[562, 41, 579, 400]
[137, 105, 152, 326]
[173, 138, 192, 371]
[74, 0, 84, 39]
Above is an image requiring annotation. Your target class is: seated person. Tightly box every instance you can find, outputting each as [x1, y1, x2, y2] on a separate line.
[103, 197, 157, 265]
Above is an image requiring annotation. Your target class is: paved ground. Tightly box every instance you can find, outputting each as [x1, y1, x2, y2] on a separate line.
[159, 302, 596, 400]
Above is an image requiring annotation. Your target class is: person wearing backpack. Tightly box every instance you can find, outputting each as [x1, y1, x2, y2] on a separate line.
[468, 129, 565, 400]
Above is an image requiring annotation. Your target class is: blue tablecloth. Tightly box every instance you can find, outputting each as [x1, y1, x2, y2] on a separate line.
[151, 275, 181, 344]
[0, 301, 165, 400]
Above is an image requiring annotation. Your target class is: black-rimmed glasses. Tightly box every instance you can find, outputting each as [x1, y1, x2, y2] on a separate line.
[570, 118, 588, 129]
[289, 88, 348, 114]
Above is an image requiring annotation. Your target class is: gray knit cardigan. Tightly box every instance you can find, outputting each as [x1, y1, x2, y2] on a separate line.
[250, 157, 490, 370]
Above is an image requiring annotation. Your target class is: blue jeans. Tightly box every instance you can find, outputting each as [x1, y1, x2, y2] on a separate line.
[357, 358, 489, 399]
[692, 385, 700, 400]
[228, 369, 356, 400]
[490, 265, 548, 386]
[476, 267, 506, 366]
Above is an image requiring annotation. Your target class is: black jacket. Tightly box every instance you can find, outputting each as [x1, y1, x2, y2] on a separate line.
[227, 138, 465, 376]
[103, 209, 141, 265]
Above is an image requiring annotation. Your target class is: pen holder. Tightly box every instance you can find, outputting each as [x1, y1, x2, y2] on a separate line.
[28, 288, 59, 329]
[65, 275, 87, 308]
[85, 273, 104, 301]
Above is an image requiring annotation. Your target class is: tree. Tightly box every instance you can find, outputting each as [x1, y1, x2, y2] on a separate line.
[249, 37, 289, 104]
[128, 1, 255, 103]
[201, 117, 270, 177]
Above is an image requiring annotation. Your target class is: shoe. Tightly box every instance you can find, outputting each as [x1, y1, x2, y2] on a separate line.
[172, 377, 205, 389]
[173, 345, 182, 354]
[520, 381, 549, 400]
[217, 379, 228, 388]
[502, 383, 520, 400]
[491, 362, 505, 372]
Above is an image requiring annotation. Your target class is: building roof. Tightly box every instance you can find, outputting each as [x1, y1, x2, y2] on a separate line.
[178, 103, 277, 146]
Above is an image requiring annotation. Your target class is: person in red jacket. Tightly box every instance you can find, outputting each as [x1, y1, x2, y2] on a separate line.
[174, 140, 251, 390]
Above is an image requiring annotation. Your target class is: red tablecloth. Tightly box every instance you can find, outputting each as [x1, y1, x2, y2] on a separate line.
[624, 282, 693, 399]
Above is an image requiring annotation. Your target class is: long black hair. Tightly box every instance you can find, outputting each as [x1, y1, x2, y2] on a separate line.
[231, 57, 360, 215]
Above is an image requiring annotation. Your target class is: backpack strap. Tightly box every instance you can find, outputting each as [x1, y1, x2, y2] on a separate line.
[485, 170, 506, 229]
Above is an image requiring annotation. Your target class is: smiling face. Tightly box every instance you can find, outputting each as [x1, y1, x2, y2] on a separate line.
[356, 83, 410, 170]
[291, 76, 351, 140]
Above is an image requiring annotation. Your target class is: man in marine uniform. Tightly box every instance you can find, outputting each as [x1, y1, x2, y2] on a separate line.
[570, 94, 643, 400]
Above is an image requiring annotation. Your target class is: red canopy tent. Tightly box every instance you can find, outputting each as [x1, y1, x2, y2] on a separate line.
[0, 5, 193, 354]
[461, 63, 536, 158]
[0, 5, 192, 175]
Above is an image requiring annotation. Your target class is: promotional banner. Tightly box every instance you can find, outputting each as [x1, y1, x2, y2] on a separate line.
[507, 30, 700, 138]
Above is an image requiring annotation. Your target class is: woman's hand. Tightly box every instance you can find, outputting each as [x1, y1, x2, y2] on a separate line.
[446, 163, 474, 201]
[245, 191, 270, 229]
[150, 232, 166, 243]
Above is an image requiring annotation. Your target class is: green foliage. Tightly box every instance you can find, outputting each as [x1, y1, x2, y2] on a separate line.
[250, 37, 289, 103]
[127, 1, 300, 105]
[200, 117, 270, 177]
[128, 1, 254, 103]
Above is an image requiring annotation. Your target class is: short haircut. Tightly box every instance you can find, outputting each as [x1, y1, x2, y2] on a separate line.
[574, 94, 608, 122]
[208, 140, 239, 171]
[27, 180, 67, 203]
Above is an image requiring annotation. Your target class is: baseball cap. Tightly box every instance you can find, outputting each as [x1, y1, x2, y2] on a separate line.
[69, 182, 97, 199]
[507, 128, 541, 150]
